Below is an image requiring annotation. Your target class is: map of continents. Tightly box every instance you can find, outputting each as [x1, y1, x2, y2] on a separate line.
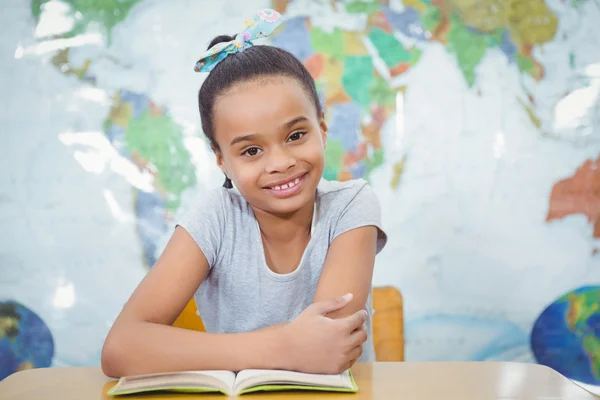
[32, 0, 197, 267]
[271, 0, 560, 189]
[29, 0, 585, 268]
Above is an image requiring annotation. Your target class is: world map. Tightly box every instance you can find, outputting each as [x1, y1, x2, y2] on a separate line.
[1, 0, 599, 389]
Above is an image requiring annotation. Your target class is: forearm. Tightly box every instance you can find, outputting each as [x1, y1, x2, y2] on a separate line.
[101, 321, 288, 378]
[324, 298, 365, 319]
[254, 322, 287, 332]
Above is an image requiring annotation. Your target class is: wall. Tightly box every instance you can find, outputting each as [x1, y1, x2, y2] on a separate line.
[1, 0, 599, 389]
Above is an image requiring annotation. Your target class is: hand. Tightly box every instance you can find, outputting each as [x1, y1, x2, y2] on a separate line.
[279, 293, 368, 374]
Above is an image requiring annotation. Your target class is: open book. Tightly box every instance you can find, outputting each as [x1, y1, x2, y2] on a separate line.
[107, 368, 358, 396]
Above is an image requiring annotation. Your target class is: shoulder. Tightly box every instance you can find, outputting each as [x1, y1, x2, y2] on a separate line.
[316, 178, 379, 211]
[176, 186, 253, 266]
[316, 178, 387, 253]
[182, 187, 227, 218]
[183, 186, 249, 216]
[177, 186, 254, 235]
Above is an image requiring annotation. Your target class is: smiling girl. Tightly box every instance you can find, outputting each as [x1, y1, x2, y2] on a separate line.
[101, 9, 387, 378]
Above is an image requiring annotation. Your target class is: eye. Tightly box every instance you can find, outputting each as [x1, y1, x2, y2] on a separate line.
[288, 131, 306, 142]
[242, 147, 262, 157]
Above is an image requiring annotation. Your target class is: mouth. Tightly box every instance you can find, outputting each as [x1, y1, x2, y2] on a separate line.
[264, 173, 308, 198]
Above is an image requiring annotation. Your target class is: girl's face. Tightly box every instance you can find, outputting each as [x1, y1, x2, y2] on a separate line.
[212, 77, 327, 215]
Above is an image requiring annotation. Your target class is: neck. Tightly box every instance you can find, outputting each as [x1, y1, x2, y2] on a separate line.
[252, 197, 314, 243]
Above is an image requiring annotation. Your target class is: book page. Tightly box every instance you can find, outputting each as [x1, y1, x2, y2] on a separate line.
[111, 370, 236, 394]
[196, 370, 236, 390]
[233, 369, 352, 393]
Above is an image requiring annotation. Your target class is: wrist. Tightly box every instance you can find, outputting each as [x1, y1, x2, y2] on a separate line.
[266, 324, 292, 370]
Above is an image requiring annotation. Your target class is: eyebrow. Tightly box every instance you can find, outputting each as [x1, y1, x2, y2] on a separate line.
[230, 133, 259, 147]
[283, 116, 309, 129]
[229, 116, 309, 146]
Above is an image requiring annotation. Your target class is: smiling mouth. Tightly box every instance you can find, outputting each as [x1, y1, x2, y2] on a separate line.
[264, 173, 307, 191]
[268, 178, 300, 191]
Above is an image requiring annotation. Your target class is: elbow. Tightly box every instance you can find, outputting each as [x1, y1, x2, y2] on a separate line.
[101, 333, 127, 378]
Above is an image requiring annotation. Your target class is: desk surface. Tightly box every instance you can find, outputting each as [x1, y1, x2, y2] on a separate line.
[0, 362, 596, 400]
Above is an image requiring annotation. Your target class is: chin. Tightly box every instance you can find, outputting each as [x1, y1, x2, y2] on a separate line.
[265, 196, 311, 215]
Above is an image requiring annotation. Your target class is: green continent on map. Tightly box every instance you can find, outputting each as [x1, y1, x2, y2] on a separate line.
[561, 291, 600, 332]
[583, 335, 600, 379]
[324, 139, 345, 181]
[310, 27, 345, 60]
[342, 56, 373, 107]
[561, 290, 600, 379]
[446, 15, 491, 87]
[31, 0, 141, 41]
[420, 0, 558, 83]
[124, 109, 196, 212]
[368, 27, 422, 71]
[370, 74, 397, 106]
[105, 92, 197, 212]
[420, 4, 442, 32]
[345, 0, 381, 14]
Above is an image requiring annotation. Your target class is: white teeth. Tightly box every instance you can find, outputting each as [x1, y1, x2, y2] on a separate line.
[271, 177, 301, 191]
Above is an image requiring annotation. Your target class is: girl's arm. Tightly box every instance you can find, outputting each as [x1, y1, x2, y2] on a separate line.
[313, 225, 379, 319]
[101, 227, 367, 377]
[101, 227, 281, 377]
[277, 226, 378, 371]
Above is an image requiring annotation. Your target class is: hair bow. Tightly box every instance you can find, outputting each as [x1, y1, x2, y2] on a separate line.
[194, 8, 284, 73]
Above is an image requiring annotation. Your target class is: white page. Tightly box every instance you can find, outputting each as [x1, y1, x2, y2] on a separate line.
[196, 370, 236, 390]
[233, 369, 352, 393]
[114, 370, 236, 394]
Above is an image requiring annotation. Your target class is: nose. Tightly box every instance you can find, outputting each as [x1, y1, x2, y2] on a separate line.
[265, 145, 296, 174]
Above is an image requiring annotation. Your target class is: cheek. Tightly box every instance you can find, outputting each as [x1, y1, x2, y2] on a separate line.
[228, 158, 262, 184]
[299, 136, 325, 165]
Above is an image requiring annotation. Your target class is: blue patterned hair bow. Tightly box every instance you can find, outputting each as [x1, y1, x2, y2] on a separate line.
[194, 8, 284, 73]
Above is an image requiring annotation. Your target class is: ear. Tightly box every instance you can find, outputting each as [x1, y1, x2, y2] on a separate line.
[319, 114, 328, 147]
[212, 145, 228, 176]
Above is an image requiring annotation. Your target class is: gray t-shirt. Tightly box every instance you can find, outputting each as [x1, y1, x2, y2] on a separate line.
[177, 178, 387, 362]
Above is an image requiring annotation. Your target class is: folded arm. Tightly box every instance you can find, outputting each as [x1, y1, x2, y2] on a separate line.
[313, 225, 379, 319]
[101, 227, 287, 377]
[101, 223, 378, 378]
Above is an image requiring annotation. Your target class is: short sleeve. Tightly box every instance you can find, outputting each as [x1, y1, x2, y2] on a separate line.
[176, 188, 227, 268]
[332, 182, 388, 253]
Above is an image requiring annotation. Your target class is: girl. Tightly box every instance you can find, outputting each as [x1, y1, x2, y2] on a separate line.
[101, 9, 387, 378]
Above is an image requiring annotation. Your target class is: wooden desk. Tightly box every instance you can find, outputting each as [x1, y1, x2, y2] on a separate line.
[0, 362, 596, 400]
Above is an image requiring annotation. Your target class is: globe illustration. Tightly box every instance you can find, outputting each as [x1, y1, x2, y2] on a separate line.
[0, 301, 54, 380]
[531, 286, 600, 385]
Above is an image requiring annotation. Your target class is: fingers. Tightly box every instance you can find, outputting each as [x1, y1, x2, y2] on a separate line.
[340, 361, 355, 374]
[349, 324, 368, 348]
[307, 293, 353, 315]
[348, 345, 363, 363]
[341, 346, 363, 372]
[341, 309, 368, 332]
